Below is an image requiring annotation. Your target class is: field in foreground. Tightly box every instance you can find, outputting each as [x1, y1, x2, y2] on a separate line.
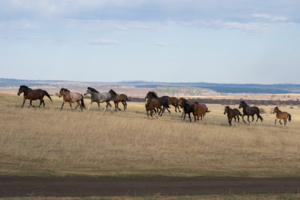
[0, 92, 300, 178]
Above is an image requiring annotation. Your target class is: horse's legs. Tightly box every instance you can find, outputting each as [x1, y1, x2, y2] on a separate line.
[188, 113, 192, 122]
[251, 115, 255, 122]
[21, 99, 26, 108]
[88, 100, 93, 110]
[97, 102, 101, 110]
[228, 118, 232, 126]
[178, 106, 181, 113]
[78, 100, 83, 111]
[123, 101, 127, 111]
[118, 102, 122, 111]
[42, 100, 45, 107]
[237, 116, 240, 124]
[275, 118, 277, 125]
[279, 119, 282, 125]
[39, 100, 43, 108]
[30, 100, 35, 107]
[242, 115, 246, 123]
[114, 102, 117, 111]
[71, 102, 75, 110]
[167, 107, 171, 113]
[284, 118, 287, 126]
[60, 101, 65, 111]
[247, 115, 250, 123]
[74, 103, 78, 110]
[234, 116, 237, 123]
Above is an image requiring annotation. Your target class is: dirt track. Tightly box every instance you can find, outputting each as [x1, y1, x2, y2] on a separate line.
[1, 176, 300, 197]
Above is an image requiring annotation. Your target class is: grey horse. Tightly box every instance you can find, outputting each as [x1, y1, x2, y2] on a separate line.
[84, 87, 113, 111]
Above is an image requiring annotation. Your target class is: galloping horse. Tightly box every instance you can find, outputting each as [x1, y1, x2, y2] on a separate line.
[180, 100, 195, 122]
[239, 101, 263, 123]
[18, 85, 52, 108]
[224, 106, 242, 126]
[167, 97, 181, 113]
[145, 97, 161, 119]
[59, 88, 85, 111]
[178, 98, 210, 119]
[146, 92, 169, 116]
[108, 89, 130, 111]
[84, 87, 113, 111]
[273, 107, 291, 126]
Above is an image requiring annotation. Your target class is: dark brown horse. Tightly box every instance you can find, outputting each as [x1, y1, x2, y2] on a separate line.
[239, 101, 263, 123]
[145, 97, 161, 119]
[224, 106, 242, 126]
[167, 97, 181, 113]
[178, 98, 210, 119]
[59, 88, 85, 111]
[108, 89, 130, 111]
[17, 85, 52, 108]
[273, 107, 291, 126]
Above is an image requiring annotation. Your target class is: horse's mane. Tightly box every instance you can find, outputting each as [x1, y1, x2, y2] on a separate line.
[20, 85, 29, 89]
[109, 89, 117, 96]
[147, 91, 158, 98]
[240, 101, 249, 106]
[180, 98, 187, 101]
[61, 88, 70, 92]
[88, 87, 99, 93]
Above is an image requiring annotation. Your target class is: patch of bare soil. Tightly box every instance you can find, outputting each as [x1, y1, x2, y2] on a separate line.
[1, 176, 300, 197]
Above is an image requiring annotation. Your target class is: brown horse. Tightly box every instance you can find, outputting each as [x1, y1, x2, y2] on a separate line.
[273, 107, 291, 126]
[59, 88, 85, 111]
[17, 85, 52, 108]
[178, 98, 210, 119]
[145, 97, 162, 119]
[108, 89, 130, 111]
[224, 106, 242, 126]
[168, 97, 181, 113]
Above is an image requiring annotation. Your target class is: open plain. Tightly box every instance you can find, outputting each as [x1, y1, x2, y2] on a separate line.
[0, 92, 300, 198]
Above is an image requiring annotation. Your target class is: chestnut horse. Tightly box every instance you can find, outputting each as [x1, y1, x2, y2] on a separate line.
[167, 97, 181, 113]
[273, 107, 291, 126]
[59, 88, 85, 111]
[145, 97, 161, 119]
[17, 85, 52, 108]
[224, 106, 242, 126]
[178, 98, 210, 120]
[109, 89, 130, 111]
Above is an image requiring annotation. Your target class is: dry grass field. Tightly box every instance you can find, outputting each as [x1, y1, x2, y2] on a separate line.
[0, 92, 300, 178]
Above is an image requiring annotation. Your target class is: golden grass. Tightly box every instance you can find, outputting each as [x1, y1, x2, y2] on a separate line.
[2, 193, 300, 200]
[0, 92, 300, 177]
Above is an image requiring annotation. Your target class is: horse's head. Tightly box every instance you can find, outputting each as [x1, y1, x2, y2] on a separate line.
[224, 106, 230, 115]
[239, 101, 246, 109]
[84, 89, 91, 96]
[59, 88, 69, 98]
[109, 89, 117, 97]
[273, 107, 279, 114]
[17, 85, 27, 96]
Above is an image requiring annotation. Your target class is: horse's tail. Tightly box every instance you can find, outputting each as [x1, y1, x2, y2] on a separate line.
[257, 109, 263, 122]
[81, 94, 85, 109]
[126, 96, 131, 101]
[206, 106, 210, 113]
[44, 91, 52, 102]
[288, 114, 292, 122]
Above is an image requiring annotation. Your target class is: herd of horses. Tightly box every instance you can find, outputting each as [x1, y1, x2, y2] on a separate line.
[17, 85, 292, 127]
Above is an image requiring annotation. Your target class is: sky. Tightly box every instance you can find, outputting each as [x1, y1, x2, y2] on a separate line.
[0, 0, 300, 84]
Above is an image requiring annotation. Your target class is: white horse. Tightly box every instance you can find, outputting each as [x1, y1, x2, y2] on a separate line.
[84, 87, 113, 111]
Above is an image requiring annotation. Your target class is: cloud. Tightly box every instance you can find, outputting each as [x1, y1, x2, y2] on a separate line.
[154, 42, 178, 46]
[89, 39, 120, 45]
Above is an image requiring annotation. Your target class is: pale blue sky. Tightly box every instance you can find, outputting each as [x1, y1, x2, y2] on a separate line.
[0, 0, 300, 84]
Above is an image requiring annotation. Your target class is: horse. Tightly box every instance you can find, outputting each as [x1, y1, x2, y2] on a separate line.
[180, 100, 195, 122]
[224, 106, 242, 126]
[146, 92, 169, 116]
[178, 98, 210, 120]
[108, 89, 130, 111]
[84, 87, 113, 111]
[239, 101, 263, 123]
[17, 85, 52, 108]
[145, 97, 161, 119]
[167, 97, 181, 113]
[273, 107, 291, 126]
[59, 88, 85, 111]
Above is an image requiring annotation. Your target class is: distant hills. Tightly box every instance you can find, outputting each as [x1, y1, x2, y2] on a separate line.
[1, 78, 300, 94]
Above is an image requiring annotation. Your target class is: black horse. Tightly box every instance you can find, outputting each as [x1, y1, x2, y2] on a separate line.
[146, 92, 170, 116]
[18, 85, 52, 108]
[239, 101, 263, 123]
[180, 100, 195, 122]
